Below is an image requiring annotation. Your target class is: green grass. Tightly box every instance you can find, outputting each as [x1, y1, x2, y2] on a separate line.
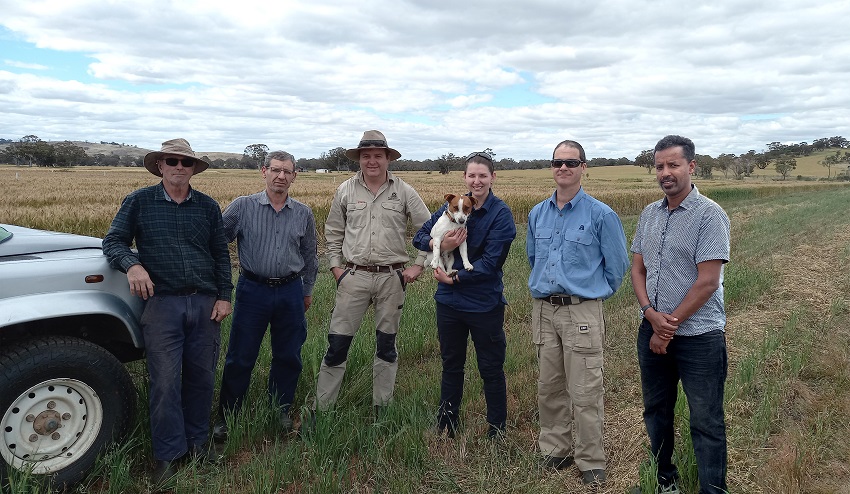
[6, 186, 850, 493]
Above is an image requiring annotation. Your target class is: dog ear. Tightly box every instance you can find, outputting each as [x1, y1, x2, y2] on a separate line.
[468, 196, 477, 206]
[444, 193, 455, 202]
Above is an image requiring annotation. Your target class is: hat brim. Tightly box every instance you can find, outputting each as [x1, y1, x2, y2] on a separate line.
[345, 147, 401, 162]
[143, 151, 210, 177]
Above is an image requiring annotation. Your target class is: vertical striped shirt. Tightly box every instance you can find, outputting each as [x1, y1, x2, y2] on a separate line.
[631, 185, 730, 336]
[222, 191, 318, 296]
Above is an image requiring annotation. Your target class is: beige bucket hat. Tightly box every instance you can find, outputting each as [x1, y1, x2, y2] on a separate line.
[143, 138, 210, 177]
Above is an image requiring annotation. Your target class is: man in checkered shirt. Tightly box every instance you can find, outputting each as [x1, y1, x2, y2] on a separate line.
[630, 135, 730, 494]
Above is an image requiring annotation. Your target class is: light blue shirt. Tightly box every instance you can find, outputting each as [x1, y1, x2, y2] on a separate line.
[631, 185, 730, 336]
[527, 188, 629, 300]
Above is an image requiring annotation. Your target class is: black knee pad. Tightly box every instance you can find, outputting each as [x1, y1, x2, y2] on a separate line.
[375, 331, 398, 363]
[324, 334, 354, 366]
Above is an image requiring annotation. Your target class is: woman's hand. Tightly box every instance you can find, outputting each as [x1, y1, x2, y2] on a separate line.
[440, 229, 467, 251]
[433, 267, 454, 284]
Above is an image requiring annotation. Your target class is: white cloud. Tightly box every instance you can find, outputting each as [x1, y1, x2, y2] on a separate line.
[1, 0, 849, 160]
[4, 60, 48, 70]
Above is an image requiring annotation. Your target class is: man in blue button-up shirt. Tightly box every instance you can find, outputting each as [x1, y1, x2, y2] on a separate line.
[527, 140, 629, 485]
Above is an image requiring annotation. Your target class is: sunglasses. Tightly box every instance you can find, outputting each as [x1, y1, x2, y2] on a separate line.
[466, 151, 493, 163]
[162, 157, 195, 167]
[551, 159, 584, 168]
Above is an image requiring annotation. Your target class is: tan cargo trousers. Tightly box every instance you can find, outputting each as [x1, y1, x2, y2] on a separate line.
[315, 268, 406, 409]
[532, 297, 606, 471]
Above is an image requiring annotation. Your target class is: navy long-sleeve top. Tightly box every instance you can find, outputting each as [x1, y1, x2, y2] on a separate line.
[413, 190, 516, 312]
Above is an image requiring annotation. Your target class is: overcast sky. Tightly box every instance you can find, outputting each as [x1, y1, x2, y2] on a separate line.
[1, 0, 848, 160]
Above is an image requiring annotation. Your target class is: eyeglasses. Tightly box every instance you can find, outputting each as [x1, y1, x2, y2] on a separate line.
[466, 151, 493, 163]
[551, 159, 584, 168]
[266, 167, 295, 177]
[163, 157, 195, 167]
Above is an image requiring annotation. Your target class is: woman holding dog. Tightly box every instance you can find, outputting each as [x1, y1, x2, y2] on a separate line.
[413, 152, 516, 439]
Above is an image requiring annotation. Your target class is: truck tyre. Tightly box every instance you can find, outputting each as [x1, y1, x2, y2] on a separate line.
[0, 336, 136, 490]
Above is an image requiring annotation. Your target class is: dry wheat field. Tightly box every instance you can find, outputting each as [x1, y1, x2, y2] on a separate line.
[2, 165, 850, 493]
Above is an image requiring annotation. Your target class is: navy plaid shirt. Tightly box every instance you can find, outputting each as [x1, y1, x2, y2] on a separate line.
[103, 183, 233, 301]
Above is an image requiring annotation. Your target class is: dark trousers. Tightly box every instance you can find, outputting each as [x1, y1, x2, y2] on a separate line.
[637, 320, 728, 494]
[219, 276, 307, 417]
[141, 294, 220, 461]
[435, 302, 507, 429]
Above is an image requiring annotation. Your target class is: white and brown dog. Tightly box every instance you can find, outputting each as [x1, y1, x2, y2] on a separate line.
[428, 193, 476, 275]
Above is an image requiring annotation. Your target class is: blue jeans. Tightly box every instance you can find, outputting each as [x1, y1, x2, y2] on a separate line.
[435, 302, 507, 430]
[141, 294, 220, 461]
[637, 320, 728, 494]
[219, 276, 307, 417]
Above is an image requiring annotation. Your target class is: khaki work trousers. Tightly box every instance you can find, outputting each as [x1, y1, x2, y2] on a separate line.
[315, 267, 406, 409]
[532, 297, 606, 471]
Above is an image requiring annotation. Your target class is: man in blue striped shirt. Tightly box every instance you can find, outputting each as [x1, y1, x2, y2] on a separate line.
[527, 140, 629, 485]
[631, 135, 731, 494]
[213, 150, 318, 442]
[103, 138, 233, 485]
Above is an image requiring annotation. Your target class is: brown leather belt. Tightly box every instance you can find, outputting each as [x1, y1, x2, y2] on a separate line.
[346, 262, 405, 273]
[241, 269, 300, 287]
[541, 294, 596, 306]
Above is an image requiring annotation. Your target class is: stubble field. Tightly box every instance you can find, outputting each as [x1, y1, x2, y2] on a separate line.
[2, 165, 850, 493]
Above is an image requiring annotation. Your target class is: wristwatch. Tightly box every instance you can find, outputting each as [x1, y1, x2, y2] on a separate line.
[639, 304, 653, 319]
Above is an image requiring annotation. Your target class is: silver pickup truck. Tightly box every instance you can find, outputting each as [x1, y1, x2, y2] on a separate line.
[0, 224, 144, 488]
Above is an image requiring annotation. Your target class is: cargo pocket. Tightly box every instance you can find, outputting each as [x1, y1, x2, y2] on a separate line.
[574, 321, 602, 351]
[574, 355, 604, 406]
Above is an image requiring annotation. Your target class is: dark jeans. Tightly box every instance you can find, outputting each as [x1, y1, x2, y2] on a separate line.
[436, 302, 507, 430]
[219, 276, 307, 418]
[141, 294, 220, 461]
[637, 320, 728, 494]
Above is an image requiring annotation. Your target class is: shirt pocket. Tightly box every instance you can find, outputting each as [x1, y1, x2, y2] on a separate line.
[380, 201, 406, 230]
[534, 227, 553, 261]
[562, 230, 592, 265]
[346, 202, 368, 229]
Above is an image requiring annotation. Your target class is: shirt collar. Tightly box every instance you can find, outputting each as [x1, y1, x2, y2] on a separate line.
[259, 191, 291, 208]
[547, 186, 586, 210]
[659, 184, 699, 210]
[157, 182, 193, 203]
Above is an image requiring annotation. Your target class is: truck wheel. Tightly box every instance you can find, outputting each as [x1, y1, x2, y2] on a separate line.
[0, 336, 136, 489]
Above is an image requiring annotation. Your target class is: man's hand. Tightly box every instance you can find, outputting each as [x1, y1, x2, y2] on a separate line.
[649, 333, 671, 354]
[303, 295, 313, 312]
[402, 264, 424, 284]
[440, 229, 467, 251]
[646, 309, 679, 341]
[127, 264, 155, 300]
[210, 300, 232, 322]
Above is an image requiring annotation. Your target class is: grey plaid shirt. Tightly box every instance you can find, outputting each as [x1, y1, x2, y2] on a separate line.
[631, 185, 730, 336]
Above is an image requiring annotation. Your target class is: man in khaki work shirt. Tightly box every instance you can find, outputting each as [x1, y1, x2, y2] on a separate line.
[314, 130, 431, 416]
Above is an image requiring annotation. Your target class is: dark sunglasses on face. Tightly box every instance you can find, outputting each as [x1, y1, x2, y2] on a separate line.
[551, 159, 583, 168]
[163, 157, 195, 167]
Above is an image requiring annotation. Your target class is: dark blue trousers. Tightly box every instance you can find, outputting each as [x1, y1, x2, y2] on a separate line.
[637, 320, 728, 494]
[141, 294, 220, 461]
[435, 302, 507, 430]
[219, 276, 307, 417]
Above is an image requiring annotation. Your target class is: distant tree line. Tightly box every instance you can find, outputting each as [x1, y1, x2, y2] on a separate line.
[2, 135, 849, 181]
[633, 136, 850, 181]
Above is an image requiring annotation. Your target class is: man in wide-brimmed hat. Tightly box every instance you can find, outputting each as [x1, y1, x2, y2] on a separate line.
[311, 130, 430, 420]
[103, 138, 232, 486]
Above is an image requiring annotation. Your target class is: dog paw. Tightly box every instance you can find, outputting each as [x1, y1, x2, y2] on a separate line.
[429, 259, 440, 270]
[463, 263, 474, 271]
